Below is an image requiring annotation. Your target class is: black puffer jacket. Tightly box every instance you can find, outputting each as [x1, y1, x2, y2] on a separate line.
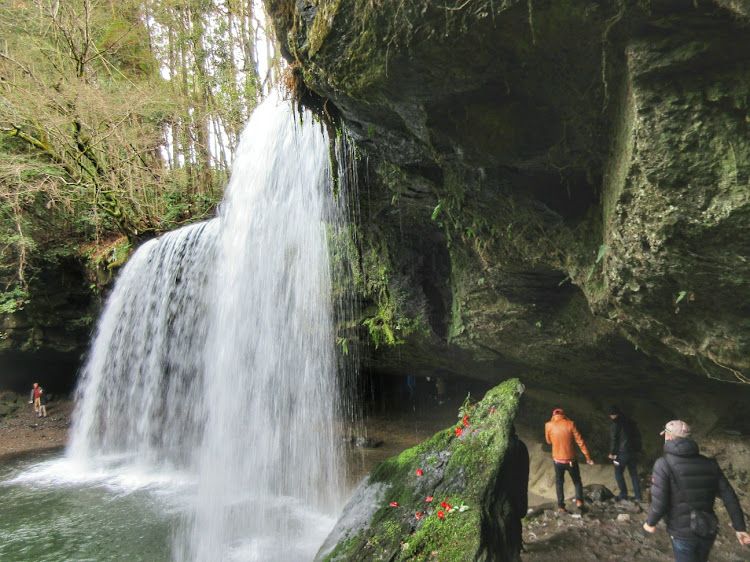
[646, 437, 747, 540]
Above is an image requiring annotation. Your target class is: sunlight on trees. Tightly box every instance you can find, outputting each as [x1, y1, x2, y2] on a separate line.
[0, 0, 276, 308]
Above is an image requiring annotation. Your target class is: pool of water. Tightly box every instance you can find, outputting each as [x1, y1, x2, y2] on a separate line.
[0, 451, 180, 561]
[0, 394, 469, 562]
[0, 451, 336, 562]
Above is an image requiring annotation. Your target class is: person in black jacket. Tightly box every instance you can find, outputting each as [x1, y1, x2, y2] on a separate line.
[482, 425, 529, 560]
[507, 426, 529, 554]
[607, 406, 642, 500]
[643, 420, 750, 561]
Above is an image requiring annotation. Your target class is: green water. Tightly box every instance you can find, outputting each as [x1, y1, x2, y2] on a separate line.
[0, 451, 181, 562]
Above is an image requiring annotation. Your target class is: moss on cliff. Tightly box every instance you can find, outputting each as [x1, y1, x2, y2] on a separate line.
[270, 0, 750, 385]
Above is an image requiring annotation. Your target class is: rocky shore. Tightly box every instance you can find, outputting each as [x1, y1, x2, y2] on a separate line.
[0, 392, 73, 459]
[522, 486, 749, 561]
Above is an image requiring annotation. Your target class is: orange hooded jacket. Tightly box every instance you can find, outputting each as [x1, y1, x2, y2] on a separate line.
[545, 413, 592, 463]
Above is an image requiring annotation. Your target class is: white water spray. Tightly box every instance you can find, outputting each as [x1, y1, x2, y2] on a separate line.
[68, 96, 346, 560]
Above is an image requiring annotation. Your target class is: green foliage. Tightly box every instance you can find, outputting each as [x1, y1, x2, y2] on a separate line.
[363, 312, 397, 348]
[457, 393, 476, 420]
[587, 243, 609, 281]
[431, 202, 442, 220]
[0, 0, 264, 321]
[0, 286, 29, 314]
[336, 336, 350, 355]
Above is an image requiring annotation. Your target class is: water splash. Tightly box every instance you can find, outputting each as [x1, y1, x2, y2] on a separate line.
[68, 95, 347, 560]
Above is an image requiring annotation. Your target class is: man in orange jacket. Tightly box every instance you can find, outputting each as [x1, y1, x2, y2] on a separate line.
[545, 408, 595, 512]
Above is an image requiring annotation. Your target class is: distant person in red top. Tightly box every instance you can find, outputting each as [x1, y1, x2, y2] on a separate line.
[29, 382, 41, 413]
[545, 408, 595, 512]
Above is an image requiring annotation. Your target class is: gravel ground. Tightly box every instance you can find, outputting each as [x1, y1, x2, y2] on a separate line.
[0, 396, 74, 460]
[521, 489, 750, 561]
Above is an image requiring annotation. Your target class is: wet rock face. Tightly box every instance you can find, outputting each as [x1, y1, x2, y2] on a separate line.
[595, 32, 750, 382]
[0, 258, 94, 360]
[267, 0, 750, 386]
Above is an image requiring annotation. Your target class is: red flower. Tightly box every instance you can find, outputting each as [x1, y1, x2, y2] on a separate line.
[416, 469, 423, 477]
[490, 408, 495, 413]
[463, 415, 469, 422]
[462, 419, 470, 426]
[441, 501, 452, 510]
[425, 496, 433, 502]
[389, 502, 400, 507]
[437, 510, 445, 519]
[415, 512, 422, 519]
[455, 427, 462, 436]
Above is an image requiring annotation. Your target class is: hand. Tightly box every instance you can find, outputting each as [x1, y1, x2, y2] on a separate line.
[643, 523, 656, 534]
[608, 454, 615, 460]
[737, 531, 750, 546]
[586, 459, 595, 465]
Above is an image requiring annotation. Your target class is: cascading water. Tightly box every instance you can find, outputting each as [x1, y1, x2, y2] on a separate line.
[67, 219, 218, 468]
[66, 95, 347, 561]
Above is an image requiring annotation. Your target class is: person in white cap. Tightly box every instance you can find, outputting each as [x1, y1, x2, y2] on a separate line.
[643, 420, 750, 561]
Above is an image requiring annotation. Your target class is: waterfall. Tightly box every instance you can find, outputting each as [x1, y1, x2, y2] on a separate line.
[67, 95, 347, 560]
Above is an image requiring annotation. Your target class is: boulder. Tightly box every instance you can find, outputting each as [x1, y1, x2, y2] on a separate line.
[316, 378, 526, 561]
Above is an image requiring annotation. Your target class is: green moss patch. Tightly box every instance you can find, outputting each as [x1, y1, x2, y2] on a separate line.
[319, 378, 524, 561]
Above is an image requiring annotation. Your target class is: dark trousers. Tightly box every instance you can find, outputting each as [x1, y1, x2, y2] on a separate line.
[554, 460, 582, 507]
[670, 536, 715, 562]
[613, 451, 641, 499]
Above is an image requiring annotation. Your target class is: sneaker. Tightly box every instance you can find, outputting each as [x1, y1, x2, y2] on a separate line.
[576, 500, 583, 508]
[557, 507, 567, 513]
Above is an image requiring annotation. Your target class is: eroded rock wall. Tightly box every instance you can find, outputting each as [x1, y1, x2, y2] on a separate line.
[268, 0, 750, 387]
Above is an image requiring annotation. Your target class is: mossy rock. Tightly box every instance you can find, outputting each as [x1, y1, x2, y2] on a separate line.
[317, 378, 526, 561]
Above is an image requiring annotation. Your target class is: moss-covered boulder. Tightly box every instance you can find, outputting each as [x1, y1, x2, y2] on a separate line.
[317, 378, 526, 561]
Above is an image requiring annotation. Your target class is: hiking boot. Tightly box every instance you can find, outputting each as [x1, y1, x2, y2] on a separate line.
[576, 500, 584, 508]
[557, 507, 567, 513]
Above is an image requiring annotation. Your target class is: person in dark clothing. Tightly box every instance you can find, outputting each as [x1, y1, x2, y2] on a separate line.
[608, 406, 642, 500]
[38, 387, 48, 418]
[643, 420, 750, 561]
[507, 426, 529, 554]
[406, 375, 417, 409]
[485, 425, 529, 561]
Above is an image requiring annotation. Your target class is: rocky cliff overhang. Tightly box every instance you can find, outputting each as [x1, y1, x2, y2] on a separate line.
[267, 0, 750, 387]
